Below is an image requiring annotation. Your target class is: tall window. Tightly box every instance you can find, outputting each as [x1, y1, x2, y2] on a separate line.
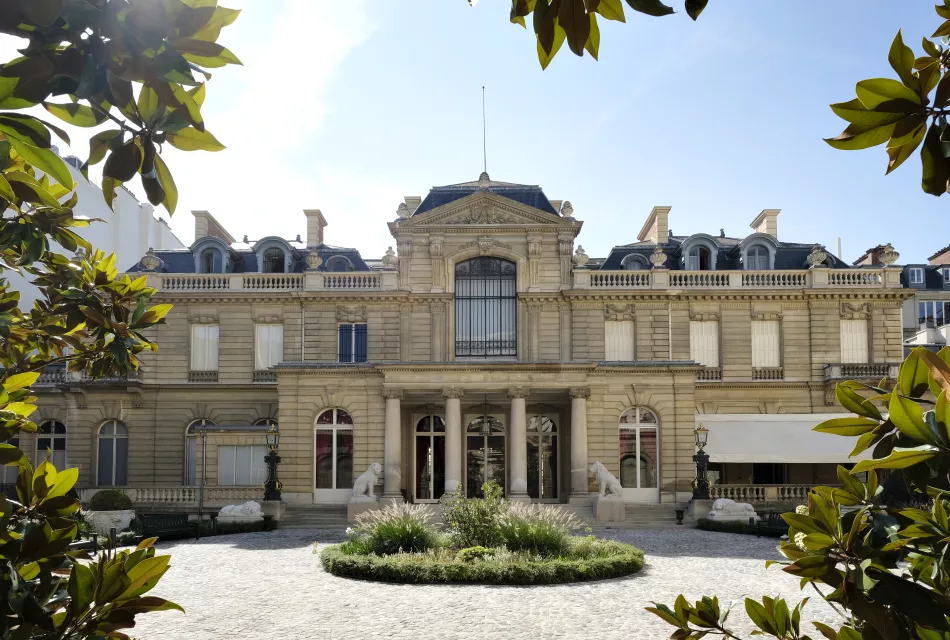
[605, 320, 635, 361]
[184, 419, 214, 485]
[686, 246, 712, 270]
[415, 415, 445, 501]
[840, 318, 869, 363]
[190, 324, 219, 373]
[618, 407, 658, 490]
[455, 257, 517, 357]
[751, 320, 780, 368]
[97, 420, 128, 486]
[255, 324, 284, 370]
[744, 245, 769, 270]
[218, 445, 267, 486]
[527, 416, 558, 500]
[338, 323, 367, 363]
[263, 248, 285, 273]
[315, 409, 353, 489]
[37, 420, 67, 469]
[689, 320, 720, 367]
[920, 300, 950, 327]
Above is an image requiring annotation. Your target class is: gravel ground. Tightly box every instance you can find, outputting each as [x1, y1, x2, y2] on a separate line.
[131, 527, 839, 639]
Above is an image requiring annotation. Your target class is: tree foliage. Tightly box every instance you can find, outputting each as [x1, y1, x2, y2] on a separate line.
[648, 346, 950, 640]
[0, 0, 241, 635]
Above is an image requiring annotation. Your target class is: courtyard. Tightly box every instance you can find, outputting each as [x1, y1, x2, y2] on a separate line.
[132, 527, 839, 639]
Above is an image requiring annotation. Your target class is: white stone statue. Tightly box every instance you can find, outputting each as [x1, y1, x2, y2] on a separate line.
[589, 461, 623, 498]
[352, 463, 382, 500]
[707, 498, 759, 522]
[217, 501, 263, 523]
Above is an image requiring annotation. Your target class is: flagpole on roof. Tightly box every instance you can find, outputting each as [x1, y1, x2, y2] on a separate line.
[482, 85, 487, 175]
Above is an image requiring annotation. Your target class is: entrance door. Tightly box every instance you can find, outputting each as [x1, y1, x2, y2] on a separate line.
[618, 407, 660, 503]
[413, 414, 446, 502]
[527, 415, 559, 501]
[465, 414, 506, 497]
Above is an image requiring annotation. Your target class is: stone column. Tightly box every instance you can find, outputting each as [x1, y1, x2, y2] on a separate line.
[382, 388, 403, 501]
[508, 387, 529, 500]
[443, 387, 464, 495]
[569, 387, 591, 498]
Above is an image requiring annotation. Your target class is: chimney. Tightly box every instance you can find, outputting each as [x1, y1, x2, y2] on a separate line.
[929, 244, 950, 265]
[750, 209, 779, 238]
[303, 209, 328, 248]
[637, 206, 671, 244]
[191, 210, 235, 244]
[852, 245, 887, 266]
[404, 197, 422, 215]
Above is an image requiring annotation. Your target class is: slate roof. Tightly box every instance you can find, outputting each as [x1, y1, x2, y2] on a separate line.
[929, 244, 950, 263]
[413, 174, 559, 216]
[128, 241, 370, 274]
[596, 234, 851, 271]
[900, 264, 950, 290]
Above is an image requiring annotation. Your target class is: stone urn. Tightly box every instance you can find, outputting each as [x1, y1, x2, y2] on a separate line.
[84, 510, 135, 536]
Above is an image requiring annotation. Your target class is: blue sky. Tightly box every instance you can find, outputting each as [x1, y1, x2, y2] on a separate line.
[17, 1, 949, 263]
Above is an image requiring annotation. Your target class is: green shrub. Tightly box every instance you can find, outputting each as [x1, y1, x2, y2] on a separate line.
[696, 518, 786, 538]
[321, 537, 645, 585]
[457, 546, 494, 562]
[351, 502, 437, 555]
[440, 481, 506, 549]
[88, 489, 132, 511]
[497, 502, 583, 557]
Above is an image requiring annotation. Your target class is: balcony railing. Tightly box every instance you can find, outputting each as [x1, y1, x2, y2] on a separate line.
[253, 370, 277, 383]
[37, 366, 139, 385]
[324, 273, 380, 289]
[79, 486, 263, 508]
[151, 271, 394, 293]
[752, 367, 784, 380]
[188, 371, 218, 383]
[575, 267, 900, 290]
[697, 367, 722, 381]
[710, 484, 818, 503]
[824, 363, 899, 380]
[241, 274, 302, 290]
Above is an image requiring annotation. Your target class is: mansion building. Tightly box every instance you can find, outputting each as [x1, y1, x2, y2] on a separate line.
[28, 174, 906, 510]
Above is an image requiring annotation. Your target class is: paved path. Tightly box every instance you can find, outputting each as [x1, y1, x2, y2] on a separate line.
[132, 528, 839, 639]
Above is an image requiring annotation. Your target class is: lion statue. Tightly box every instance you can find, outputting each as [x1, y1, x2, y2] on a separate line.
[711, 498, 756, 515]
[352, 462, 382, 498]
[589, 461, 623, 498]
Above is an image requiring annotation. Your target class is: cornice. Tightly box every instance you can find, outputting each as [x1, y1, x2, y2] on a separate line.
[695, 381, 812, 390]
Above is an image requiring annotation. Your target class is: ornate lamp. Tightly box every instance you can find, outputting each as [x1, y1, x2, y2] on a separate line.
[263, 423, 282, 501]
[691, 424, 710, 500]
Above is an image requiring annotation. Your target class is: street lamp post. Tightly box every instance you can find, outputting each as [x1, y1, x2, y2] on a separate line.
[692, 424, 710, 500]
[263, 424, 282, 502]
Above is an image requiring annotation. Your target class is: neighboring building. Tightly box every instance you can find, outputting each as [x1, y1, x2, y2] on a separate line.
[29, 173, 907, 513]
[899, 243, 950, 352]
[7, 157, 184, 309]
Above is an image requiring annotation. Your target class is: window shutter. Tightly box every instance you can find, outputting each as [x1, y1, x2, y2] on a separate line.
[690, 320, 719, 367]
[605, 320, 634, 361]
[840, 319, 869, 363]
[355, 323, 367, 362]
[338, 324, 352, 363]
[751, 320, 780, 368]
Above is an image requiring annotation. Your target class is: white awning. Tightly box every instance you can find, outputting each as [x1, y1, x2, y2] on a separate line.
[698, 414, 869, 464]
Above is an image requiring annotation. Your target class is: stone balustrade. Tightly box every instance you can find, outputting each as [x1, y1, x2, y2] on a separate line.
[824, 363, 900, 380]
[574, 267, 901, 290]
[150, 270, 396, 293]
[710, 484, 816, 503]
[696, 367, 722, 381]
[80, 486, 264, 508]
[752, 367, 784, 381]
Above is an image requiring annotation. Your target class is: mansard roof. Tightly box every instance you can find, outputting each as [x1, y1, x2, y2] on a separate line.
[597, 233, 851, 270]
[129, 241, 370, 274]
[413, 172, 559, 216]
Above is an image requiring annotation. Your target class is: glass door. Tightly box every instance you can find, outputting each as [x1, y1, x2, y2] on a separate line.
[465, 415, 506, 498]
[619, 407, 660, 503]
[527, 415, 558, 501]
[414, 414, 446, 502]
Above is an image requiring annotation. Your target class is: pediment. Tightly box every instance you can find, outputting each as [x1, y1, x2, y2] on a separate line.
[396, 192, 574, 229]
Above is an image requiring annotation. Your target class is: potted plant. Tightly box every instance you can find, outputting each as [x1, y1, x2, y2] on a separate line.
[85, 489, 135, 536]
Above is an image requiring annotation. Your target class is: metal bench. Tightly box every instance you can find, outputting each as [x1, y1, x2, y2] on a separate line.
[68, 530, 99, 553]
[138, 513, 200, 541]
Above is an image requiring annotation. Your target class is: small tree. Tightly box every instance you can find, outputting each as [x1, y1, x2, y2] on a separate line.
[647, 346, 950, 640]
[0, 0, 241, 635]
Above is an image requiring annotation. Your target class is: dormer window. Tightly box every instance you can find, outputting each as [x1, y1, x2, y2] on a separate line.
[263, 248, 285, 273]
[744, 245, 769, 271]
[943, 267, 950, 284]
[686, 246, 712, 271]
[326, 256, 354, 272]
[199, 248, 219, 273]
[621, 254, 648, 271]
[909, 267, 924, 284]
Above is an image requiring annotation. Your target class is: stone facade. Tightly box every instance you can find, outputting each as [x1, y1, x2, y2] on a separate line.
[30, 175, 908, 506]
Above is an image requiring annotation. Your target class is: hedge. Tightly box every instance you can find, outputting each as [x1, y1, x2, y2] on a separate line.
[320, 539, 645, 585]
[697, 518, 787, 538]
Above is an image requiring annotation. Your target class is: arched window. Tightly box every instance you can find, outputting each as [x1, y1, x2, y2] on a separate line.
[686, 245, 713, 271]
[618, 407, 658, 492]
[415, 414, 445, 501]
[325, 256, 353, 272]
[184, 419, 215, 485]
[527, 416, 558, 500]
[315, 409, 353, 490]
[263, 248, 285, 273]
[199, 248, 221, 273]
[621, 254, 647, 271]
[97, 420, 128, 486]
[455, 257, 517, 357]
[37, 420, 67, 469]
[253, 418, 277, 428]
[744, 245, 770, 271]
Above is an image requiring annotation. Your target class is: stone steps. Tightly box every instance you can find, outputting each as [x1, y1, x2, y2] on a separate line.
[280, 506, 348, 528]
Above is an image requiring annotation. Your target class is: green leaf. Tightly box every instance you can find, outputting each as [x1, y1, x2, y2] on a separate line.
[136, 304, 174, 326]
[624, 0, 674, 17]
[46, 467, 77, 499]
[138, 86, 161, 123]
[852, 446, 938, 473]
[900, 348, 934, 397]
[3, 372, 40, 393]
[68, 562, 95, 617]
[103, 140, 143, 182]
[888, 30, 918, 90]
[921, 120, 950, 195]
[825, 122, 896, 151]
[172, 38, 243, 68]
[918, 347, 950, 396]
[685, 0, 708, 20]
[595, 0, 625, 21]
[0, 114, 52, 148]
[830, 99, 907, 127]
[814, 417, 880, 436]
[88, 129, 123, 167]
[856, 78, 922, 109]
[836, 384, 883, 420]
[42, 102, 108, 128]
[559, 0, 591, 57]
[153, 153, 178, 214]
[7, 137, 74, 190]
[537, 25, 566, 69]
[886, 133, 924, 174]
[584, 12, 600, 59]
[165, 127, 225, 152]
